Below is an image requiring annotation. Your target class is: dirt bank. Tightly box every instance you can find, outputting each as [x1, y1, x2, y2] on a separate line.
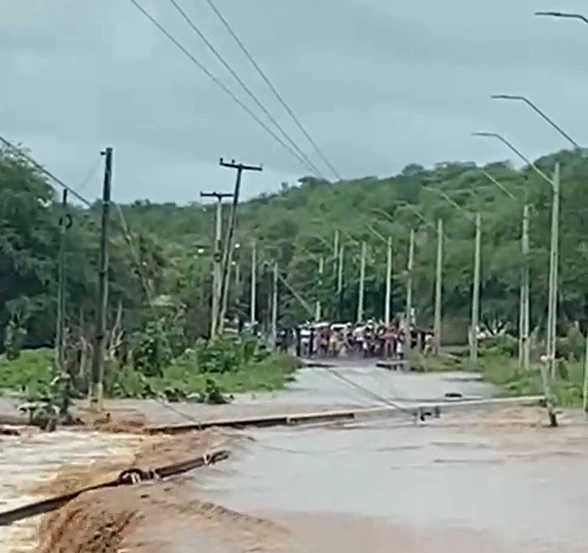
[32, 428, 289, 553]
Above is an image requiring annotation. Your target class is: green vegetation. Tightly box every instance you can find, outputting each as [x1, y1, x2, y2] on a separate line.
[2, 144, 588, 406]
[0, 341, 298, 404]
[478, 355, 584, 407]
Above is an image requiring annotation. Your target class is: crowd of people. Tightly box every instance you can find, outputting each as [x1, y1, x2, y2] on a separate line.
[288, 320, 435, 359]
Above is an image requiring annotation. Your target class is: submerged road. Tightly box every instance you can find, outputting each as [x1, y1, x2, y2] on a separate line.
[2, 360, 587, 552]
[194, 362, 588, 553]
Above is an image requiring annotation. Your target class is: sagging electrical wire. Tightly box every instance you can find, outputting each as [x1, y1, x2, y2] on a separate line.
[0, 134, 156, 301]
[127, 0, 322, 176]
[164, 0, 323, 178]
[0, 134, 94, 208]
[203, 0, 341, 181]
[319, 366, 414, 414]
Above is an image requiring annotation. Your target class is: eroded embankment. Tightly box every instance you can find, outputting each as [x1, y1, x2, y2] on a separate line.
[31, 428, 290, 553]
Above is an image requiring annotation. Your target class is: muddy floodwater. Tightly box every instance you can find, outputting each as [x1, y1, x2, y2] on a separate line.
[197, 365, 588, 552]
[2, 363, 588, 552]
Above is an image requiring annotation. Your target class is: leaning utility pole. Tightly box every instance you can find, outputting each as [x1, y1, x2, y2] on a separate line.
[357, 241, 367, 322]
[405, 229, 415, 357]
[89, 147, 113, 411]
[433, 218, 443, 355]
[55, 190, 71, 375]
[217, 159, 262, 334]
[384, 237, 392, 326]
[250, 241, 257, 326]
[200, 191, 233, 339]
[470, 212, 482, 365]
[315, 256, 324, 322]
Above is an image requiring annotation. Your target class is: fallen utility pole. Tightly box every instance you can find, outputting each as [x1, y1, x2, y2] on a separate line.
[55, 190, 72, 375]
[143, 394, 552, 435]
[89, 147, 113, 412]
[217, 159, 262, 334]
[0, 449, 230, 527]
[200, 191, 233, 339]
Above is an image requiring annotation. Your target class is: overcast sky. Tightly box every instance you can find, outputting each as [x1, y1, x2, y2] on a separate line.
[1, 0, 587, 204]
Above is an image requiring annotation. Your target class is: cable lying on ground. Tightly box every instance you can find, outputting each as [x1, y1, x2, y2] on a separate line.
[0, 448, 230, 527]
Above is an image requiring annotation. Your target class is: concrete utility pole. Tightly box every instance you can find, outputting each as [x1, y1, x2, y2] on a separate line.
[384, 237, 393, 326]
[250, 241, 257, 326]
[584, 332, 588, 415]
[333, 230, 339, 275]
[200, 191, 233, 339]
[337, 244, 344, 320]
[433, 218, 443, 355]
[217, 159, 262, 334]
[271, 262, 279, 350]
[519, 204, 530, 371]
[405, 229, 415, 357]
[357, 241, 367, 322]
[547, 163, 560, 378]
[471, 212, 482, 364]
[89, 147, 113, 411]
[55, 189, 71, 376]
[315, 256, 324, 321]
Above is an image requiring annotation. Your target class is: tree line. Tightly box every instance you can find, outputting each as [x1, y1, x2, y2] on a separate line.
[2, 146, 588, 356]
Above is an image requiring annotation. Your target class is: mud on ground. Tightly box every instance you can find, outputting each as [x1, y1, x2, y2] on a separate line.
[32, 428, 289, 553]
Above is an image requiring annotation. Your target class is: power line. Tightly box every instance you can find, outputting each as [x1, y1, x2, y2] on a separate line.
[320, 366, 412, 413]
[165, 0, 323, 178]
[127, 0, 317, 174]
[0, 134, 94, 207]
[203, 0, 341, 181]
[0, 134, 154, 300]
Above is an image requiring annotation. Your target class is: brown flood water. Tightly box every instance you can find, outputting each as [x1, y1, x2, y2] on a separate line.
[195, 410, 588, 552]
[3, 364, 588, 552]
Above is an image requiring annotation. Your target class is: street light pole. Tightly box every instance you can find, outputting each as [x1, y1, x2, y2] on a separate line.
[271, 262, 278, 350]
[535, 10, 588, 24]
[315, 256, 324, 321]
[333, 230, 339, 276]
[474, 132, 559, 376]
[405, 229, 415, 358]
[471, 212, 482, 364]
[547, 163, 560, 379]
[478, 167, 529, 370]
[491, 94, 581, 149]
[434, 218, 443, 355]
[357, 241, 366, 322]
[384, 237, 392, 326]
[250, 241, 257, 326]
[337, 244, 344, 320]
[520, 203, 530, 371]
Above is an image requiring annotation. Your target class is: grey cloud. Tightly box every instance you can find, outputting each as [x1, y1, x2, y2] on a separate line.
[1, 0, 587, 204]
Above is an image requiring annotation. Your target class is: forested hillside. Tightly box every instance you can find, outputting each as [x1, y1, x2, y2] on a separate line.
[2, 145, 588, 353]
